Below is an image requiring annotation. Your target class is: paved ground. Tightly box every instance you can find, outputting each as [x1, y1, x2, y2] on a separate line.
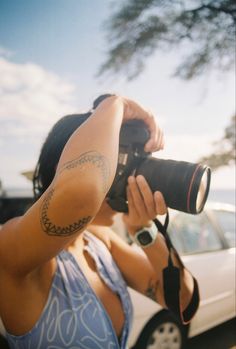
[188, 318, 236, 349]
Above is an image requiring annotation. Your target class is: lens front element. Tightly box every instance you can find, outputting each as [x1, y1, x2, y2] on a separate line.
[196, 167, 211, 213]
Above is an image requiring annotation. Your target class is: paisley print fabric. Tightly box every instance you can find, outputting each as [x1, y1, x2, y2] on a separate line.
[6, 232, 133, 349]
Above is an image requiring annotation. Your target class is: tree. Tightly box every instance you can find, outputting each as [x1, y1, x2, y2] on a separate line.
[198, 115, 235, 169]
[99, 0, 236, 80]
[99, 0, 236, 169]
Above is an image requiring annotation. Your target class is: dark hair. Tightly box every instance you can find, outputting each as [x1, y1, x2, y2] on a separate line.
[33, 93, 114, 200]
[92, 93, 113, 109]
[33, 113, 91, 199]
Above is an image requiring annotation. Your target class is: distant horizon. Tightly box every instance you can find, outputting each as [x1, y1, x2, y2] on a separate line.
[1, 184, 235, 205]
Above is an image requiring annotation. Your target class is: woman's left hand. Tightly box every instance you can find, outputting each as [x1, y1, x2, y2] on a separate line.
[123, 175, 167, 235]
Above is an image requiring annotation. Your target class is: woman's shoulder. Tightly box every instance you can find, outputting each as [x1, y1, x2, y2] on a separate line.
[86, 225, 114, 251]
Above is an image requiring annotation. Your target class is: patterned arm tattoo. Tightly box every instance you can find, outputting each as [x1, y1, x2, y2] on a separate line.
[58, 150, 110, 194]
[145, 279, 159, 302]
[40, 151, 111, 237]
[40, 189, 92, 237]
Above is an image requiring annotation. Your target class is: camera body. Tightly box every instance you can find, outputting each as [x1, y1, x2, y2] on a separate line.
[107, 120, 211, 214]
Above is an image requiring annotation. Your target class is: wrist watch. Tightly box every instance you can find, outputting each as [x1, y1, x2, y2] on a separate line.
[133, 221, 158, 248]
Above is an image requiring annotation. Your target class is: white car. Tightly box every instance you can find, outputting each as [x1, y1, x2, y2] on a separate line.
[128, 202, 236, 349]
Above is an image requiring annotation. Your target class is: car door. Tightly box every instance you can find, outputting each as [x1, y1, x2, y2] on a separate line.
[169, 210, 234, 336]
[207, 208, 236, 318]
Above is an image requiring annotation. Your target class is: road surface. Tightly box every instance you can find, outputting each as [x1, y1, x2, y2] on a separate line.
[188, 318, 236, 349]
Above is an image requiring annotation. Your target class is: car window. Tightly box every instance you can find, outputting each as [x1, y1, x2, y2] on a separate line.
[169, 212, 222, 254]
[214, 210, 236, 248]
[168, 221, 185, 254]
[0, 197, 33, 224]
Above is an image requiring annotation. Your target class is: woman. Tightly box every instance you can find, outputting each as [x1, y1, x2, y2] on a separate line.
[0, 95, 199, 348]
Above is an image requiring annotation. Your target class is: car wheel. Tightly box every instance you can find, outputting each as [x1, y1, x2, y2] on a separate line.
[134, 311, 188, 349]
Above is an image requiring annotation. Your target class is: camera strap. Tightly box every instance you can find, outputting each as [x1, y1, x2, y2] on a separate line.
[154, 214, 200, 324]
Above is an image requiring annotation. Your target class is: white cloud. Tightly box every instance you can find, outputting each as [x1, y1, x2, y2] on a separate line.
[0, 57, 76, 127]
[0, 57, 78, 188]
[0, 46, 13, 58]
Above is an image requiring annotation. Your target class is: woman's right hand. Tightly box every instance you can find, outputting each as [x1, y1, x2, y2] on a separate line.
[121, 96, 164, 153]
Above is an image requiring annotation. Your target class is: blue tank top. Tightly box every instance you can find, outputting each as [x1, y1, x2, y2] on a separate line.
[6, 231, 133, 349]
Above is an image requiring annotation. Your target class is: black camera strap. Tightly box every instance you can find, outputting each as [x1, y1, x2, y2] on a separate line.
[154, 214, 200, 324]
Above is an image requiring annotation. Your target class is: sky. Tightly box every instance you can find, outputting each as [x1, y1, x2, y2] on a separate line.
[0, 0, 235, 192]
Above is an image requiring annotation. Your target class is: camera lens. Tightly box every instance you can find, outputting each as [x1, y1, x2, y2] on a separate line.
[195, 166, 211, 213]
[136, 159, 211, 214]
[108, 120, 211, 214]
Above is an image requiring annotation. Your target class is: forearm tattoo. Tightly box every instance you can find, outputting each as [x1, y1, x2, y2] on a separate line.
[40, 151, 110, 237]
[40, 189, 92, 237]
[145, 279, 158, 302]
[58, 151, 110, 194]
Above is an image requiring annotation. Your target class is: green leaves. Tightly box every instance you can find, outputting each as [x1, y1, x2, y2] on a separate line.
[99, 0, 236, 80]
[198, 115, 236, 169]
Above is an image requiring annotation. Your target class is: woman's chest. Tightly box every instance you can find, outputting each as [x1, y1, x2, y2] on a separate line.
[72, 248, 125, 338]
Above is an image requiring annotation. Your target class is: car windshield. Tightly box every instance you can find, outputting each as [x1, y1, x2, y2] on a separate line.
[168, 211, 222, 255]
[214, 210, 236, 248]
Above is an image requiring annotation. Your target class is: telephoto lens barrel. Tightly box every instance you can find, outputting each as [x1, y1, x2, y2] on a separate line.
[136, 158, 211, 214]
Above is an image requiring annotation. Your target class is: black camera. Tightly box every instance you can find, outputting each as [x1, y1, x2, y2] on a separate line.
[107, 120, 211, 214]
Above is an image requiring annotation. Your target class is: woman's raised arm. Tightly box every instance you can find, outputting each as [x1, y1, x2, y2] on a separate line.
[0, 96, 163, 276]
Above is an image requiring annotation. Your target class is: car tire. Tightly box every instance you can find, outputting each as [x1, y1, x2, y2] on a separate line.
[133, 310, 189, 349]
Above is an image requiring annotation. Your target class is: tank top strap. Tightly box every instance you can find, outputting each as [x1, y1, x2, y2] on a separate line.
[83, 231, 133, 348]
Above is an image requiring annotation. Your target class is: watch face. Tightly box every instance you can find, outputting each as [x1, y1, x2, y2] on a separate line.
[137, 230, 153, 246]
